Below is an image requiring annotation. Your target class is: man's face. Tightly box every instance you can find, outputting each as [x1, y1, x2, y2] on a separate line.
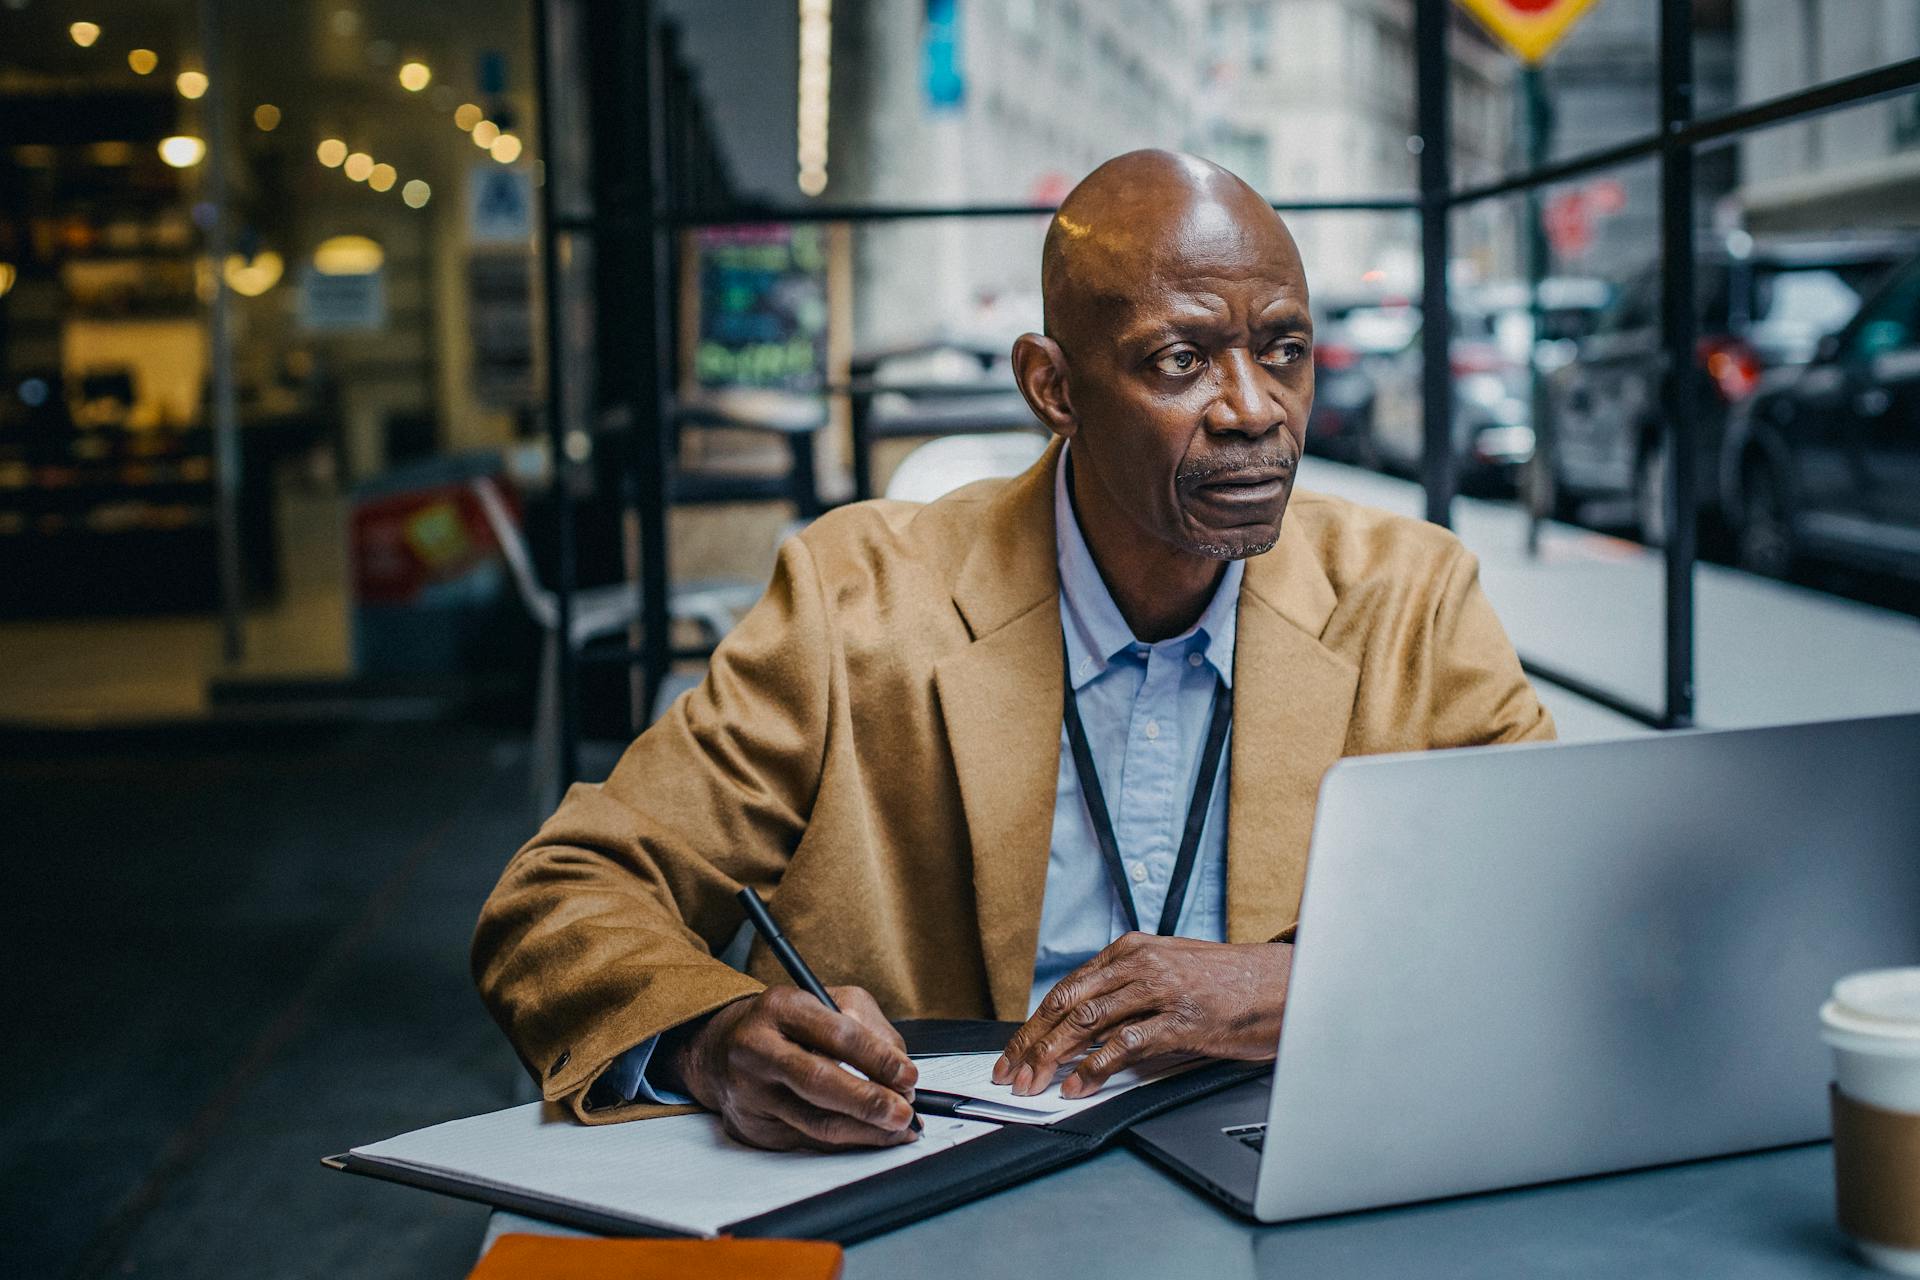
[1061, 212, 1312, 561]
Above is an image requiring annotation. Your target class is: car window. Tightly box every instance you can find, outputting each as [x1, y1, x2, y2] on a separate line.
[1844, 263, 1920, 362]
[1746, 268, 1878, 363]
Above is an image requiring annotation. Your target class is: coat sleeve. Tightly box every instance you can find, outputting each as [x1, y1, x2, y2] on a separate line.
[470, 534, 835, 1121]
[1425, 545, 1557, 748]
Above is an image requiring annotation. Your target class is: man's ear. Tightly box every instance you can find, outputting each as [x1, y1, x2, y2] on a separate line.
[1012, 333, 1076, 440]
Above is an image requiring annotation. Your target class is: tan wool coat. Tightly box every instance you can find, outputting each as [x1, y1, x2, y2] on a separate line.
[472, 440, 1556, 1122]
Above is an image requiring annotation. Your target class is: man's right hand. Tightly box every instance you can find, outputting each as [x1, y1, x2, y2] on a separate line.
[665, 985, 920, 1151]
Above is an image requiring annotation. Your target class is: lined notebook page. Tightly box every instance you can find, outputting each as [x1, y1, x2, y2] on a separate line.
[352, 1103, 996, 1237]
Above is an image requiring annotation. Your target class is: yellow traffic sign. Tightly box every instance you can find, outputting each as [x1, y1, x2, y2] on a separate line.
[1455, 0, 1600, 65]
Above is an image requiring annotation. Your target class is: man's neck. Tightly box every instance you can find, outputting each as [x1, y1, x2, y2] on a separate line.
[1068, 453, 1225, 643]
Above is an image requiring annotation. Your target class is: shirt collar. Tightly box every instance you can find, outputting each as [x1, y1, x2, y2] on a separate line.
[1055, 442, 1241, 692]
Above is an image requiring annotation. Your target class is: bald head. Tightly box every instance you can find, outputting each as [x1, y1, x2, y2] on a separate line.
[1041, 149, 1305, 352]
[1011, 149, 1314, 578]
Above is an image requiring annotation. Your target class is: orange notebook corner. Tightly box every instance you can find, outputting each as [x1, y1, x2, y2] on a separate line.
[468, 1233, 843, 1280]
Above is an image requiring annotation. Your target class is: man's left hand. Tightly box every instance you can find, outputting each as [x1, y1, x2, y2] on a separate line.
[993, 935, 1293, 1099]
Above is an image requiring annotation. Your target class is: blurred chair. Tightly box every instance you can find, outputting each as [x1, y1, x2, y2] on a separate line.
[847, 340, 1041, 500]
[468, 475, 761, 807]
[668, 387, 829, 516]
[883, 431, 1051, 505]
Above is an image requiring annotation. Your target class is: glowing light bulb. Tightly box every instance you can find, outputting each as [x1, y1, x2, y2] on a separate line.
[176, 70, 209, 99]
[128, 48, 158, 75]
[158, 136, 207, 168]
[69, 22, 101, 48]
[489, 133, 523, 164]
[401, 180, 431, 209]
[343, 152, 374, 182]
[316, 139, 348, 167]
[253, 104, 281, 131]
[471, 120, 500, 148]
[454, 103, 483, 131]
[397, 61, 431, 91]
[367, 163, 396, 192]
[313, 235, 383, 276]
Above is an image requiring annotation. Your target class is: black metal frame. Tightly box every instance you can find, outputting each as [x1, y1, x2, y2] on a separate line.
[533, 0, 1920, 772]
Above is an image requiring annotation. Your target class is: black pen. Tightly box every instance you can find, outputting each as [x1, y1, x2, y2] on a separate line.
[733, 886, 922, 1134]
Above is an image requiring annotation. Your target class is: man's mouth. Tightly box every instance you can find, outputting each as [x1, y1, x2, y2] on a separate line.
[1185, 462, 1294, 506]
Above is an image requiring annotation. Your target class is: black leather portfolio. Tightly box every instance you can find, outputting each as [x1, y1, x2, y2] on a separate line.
[329, 1019, 1266, 1244]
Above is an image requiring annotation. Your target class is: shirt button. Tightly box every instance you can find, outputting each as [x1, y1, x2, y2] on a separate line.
[1188, 652, 1204, 668]
[1130, 860, 1149, 884]
[1144, 720, 1160, 740]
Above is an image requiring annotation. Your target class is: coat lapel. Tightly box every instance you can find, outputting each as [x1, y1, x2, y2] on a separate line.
[1225, 512, 1361, 942]
[934, 440, 1066, 1019]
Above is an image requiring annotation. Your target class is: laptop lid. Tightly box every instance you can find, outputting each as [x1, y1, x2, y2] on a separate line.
[1254, 712, 1920, 1222]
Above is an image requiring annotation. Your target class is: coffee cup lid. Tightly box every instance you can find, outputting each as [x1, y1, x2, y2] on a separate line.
[1823, 968, 1920, 1041]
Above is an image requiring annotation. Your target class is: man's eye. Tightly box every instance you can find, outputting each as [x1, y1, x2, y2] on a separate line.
[1262, 339, 1308, 365]
[1154, 350, 1202, 376]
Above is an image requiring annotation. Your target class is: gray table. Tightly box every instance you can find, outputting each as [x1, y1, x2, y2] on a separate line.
[484, 1140, 1880, 1279]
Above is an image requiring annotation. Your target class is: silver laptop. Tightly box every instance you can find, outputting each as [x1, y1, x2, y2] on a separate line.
[1131, 712, 1920, 1222]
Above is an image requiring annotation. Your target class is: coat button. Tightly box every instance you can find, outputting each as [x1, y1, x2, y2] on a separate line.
[548, 1050, 571, 1078]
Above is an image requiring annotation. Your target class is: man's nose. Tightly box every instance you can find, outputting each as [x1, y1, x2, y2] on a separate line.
[1204, 349, 1283, 437]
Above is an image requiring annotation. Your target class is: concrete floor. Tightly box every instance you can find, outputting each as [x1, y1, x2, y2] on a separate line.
[0, 723, 544, 1279]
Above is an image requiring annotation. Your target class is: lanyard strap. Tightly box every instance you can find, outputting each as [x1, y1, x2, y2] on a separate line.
[1061, 652, 1233, 936]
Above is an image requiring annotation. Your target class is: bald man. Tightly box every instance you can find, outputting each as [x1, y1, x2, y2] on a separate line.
[473, 151, 1554, 1151]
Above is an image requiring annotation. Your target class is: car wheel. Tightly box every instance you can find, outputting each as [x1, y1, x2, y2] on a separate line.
[1634, 438, 1668, 548]
[1736, 459, 1795, 580]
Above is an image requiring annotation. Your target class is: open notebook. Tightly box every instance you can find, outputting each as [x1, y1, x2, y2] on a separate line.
[329, 1021, 1265, 1242]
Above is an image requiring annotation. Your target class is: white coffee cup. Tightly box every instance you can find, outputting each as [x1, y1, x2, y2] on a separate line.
[1822, 967, 1920, 1275]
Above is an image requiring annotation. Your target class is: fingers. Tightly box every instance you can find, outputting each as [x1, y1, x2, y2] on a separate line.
[833, 985, 912, 1059]
[771, 986, 918, 1095]
[773, 1088, 920, 1149]
[709, 986, 923, 1152]
[768, 1037, 918, 1133]
[995, 934, 1152, 1091]
[721, 1097, 917, 1152]
[1062, 1014, 1177, 1099]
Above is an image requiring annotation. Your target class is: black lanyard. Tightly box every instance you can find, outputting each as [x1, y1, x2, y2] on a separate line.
[1061, 648, 1233, 936]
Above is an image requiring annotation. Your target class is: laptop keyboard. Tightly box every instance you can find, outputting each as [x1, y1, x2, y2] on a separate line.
[1223, 1123, 1266, 1153]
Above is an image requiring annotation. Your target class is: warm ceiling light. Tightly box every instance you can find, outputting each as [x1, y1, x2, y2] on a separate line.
[342, 152, 374, 182]
[796, 0, 831, 196]
[489, 133, 522, 164]
[157, 135, 207, 168]
[69, 21, 101, 47]
[397, 61, 431, 91]
[401, 179, 431, 208]
[312, 234, 383, 276]
[127, 48, 158, 75]
[454, 102, 483, 131]
[471, 120, 500, 148]
[0, 263, 16, 299]
[367, 162, 396, 192]
[176, 70, 209, 99]
[316, 138, 348, 167]
[222, 250, 284, 297]
[252, 103, 281, 132]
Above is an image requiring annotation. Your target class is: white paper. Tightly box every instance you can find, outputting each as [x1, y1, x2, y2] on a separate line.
[352, 1103, 996, 1237]
[910, 1051, 1200, 1124]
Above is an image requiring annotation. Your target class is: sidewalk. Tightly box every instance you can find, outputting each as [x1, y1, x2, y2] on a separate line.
[1302, 462, 1920, 738]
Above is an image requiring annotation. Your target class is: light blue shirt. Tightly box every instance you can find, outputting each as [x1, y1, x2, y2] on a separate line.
[1032, 443, 1238, 1012]
[594, 443, 1240, 1107]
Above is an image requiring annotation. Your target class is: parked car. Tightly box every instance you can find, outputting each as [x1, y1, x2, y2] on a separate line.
[1304, 314, 1381, 467]
[1719, 252, 1920, 582]
[1367, 306, 1536, 496]
[1547, 234, 1914, 544]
